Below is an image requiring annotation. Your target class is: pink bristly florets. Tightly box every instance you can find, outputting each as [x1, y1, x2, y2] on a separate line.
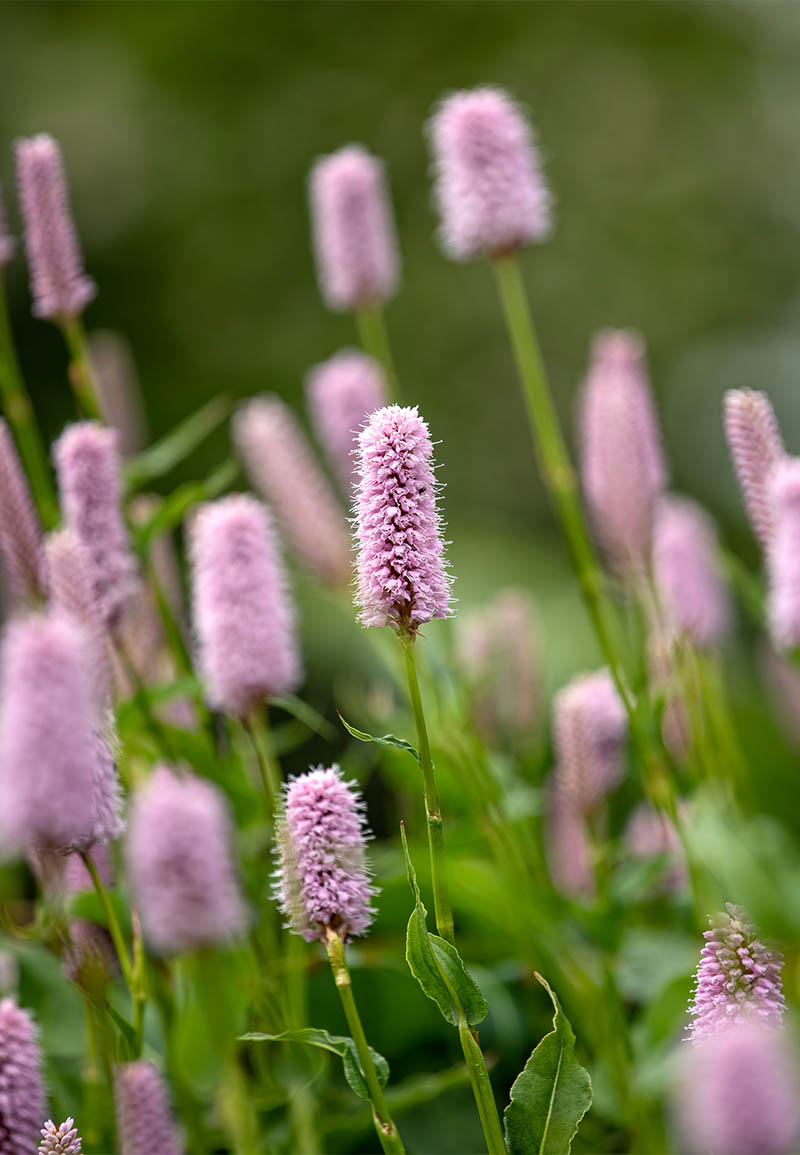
[0, 183, 14, 267]
[429, 87, 551, 260]
[552, 669, 627, 816]
[114, 1061, 182, 1155]
[0, 419, 44, 607]
[354, 404, 452, 631]
[310, 145, 399, 311]
[275, 766, 375, 944]
[767, 459, 800, 650]
[0, 998, 46, 1155]
[652, 496, 731, 650]
[15, 134, 96, 322]
[190, 495, 302, 718]
[38, 1118, 83, 1155]
[306, 350, 388, 496]
[724, 388, 785, 551]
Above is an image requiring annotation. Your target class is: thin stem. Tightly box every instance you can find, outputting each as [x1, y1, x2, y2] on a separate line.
[113, 633, 175, 760]
[0, 275, 58, 526]
[243, 705, 280, 814]
[60, 314, 102, 419]
[457, 1021, 507, 1155]
[399, 631, 455, 945]
[325, 928, 405, 1155]
[130, 908, 147, 1058]
[356, 303, 400, 400]
[80, 850, 134, 990]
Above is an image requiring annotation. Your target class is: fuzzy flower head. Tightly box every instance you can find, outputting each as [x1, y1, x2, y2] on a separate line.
[675, 1019, 800, 1155]
[45, 529, 112, 711]
[15, 134, 96, 321]
[429, 87, 551, 261]
[767, 459, 800, 650]
[127, 767, 247, 955]
[53, 422, 137, 629]
[234, 396, 351, 587]
[552, 669, 627, 816]
[274, 766, 375, 944]
[310, 145, 399, 311]
[0, 613, 102, 856]
[687, 904, 785, 1045]
[546, 784, 594, 901]
[724, 388, 785, 550]
[190, 495, 302, 717]
[355, 405, 452, 632]
[0, 419, 44, 607]
[306, 350, 389, 496]
[0, 184, 14, 267]
[114, 1061, 182, 1155]
[652, 496, 731, 650]
[0, 998, 46, 1155]
[579, 329, 667, 575]
[38, 1119, 82, 1155]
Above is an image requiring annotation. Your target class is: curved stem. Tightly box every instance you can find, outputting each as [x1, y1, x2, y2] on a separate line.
[243, 706, 280, 814]
[356, 304, 400, 401]
[60, 315, 102, 419]
[80, 850, 133, 990]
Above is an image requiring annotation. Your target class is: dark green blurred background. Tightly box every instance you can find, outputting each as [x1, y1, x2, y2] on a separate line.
[3, 0, 800, 667]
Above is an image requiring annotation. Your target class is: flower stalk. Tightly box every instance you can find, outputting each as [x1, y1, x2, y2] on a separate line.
[356, 303, 399, 400]
[60, 316, 102, 420]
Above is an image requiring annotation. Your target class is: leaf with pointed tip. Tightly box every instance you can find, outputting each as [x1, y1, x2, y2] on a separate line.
[124, 395, 232, 491]
[239, 1027, 388, 1101]
[132, 460, 239, 551]
[504, 974, 592, 1155]
[338, 714, 420, 763]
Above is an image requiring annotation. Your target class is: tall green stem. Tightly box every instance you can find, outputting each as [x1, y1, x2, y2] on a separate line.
[80, 850, 134, 990]
[399, 630, 455, 945]
[356, 303, 400, 400]
[60, 315, 102, 419]
[0, 275, 57, 525]
[244, 706, 280, 814]
[326, 929, 405, 1155]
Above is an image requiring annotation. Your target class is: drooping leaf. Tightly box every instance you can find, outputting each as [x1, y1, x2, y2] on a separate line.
[400, 826, 487, 1028]
[504, 973, 592, 1155]
[339, 714, 420, 763]
[239, 1027, 389, 1101]
[124, 395, 232, 491]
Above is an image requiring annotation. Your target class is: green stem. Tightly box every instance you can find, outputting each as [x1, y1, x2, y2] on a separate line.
[399, 631, 455, 945]
[356, 303, 400, 400]
[60, 315, 102, 419]
[113, 634, 175, 760]
[130, 908, 147, 1057]
[457, 1021, 507, 1155]
[326, 928, 405, 1155]
[80, 851, 134, 990]
[244, 706, 280, 814]
[0, 275, 58, 526]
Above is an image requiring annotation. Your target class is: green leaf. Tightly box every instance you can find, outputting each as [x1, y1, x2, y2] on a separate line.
[271, 694, 338, 741]
[106, 1004, 139, 1060]
[132, 459, 239, 551]
[338, 713, 420, 763]
[400, 826, 487, 1028]
[504, 973, 592, 1155]
[124, 395, 232, 490]
[239, 1027, 389, 1102]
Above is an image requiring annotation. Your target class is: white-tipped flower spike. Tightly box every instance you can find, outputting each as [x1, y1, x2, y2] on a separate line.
[305, 350, 389, 495]
[0, 419, 44, 607]
[355, 405, 452, 632]
[53, 422, 137, 629]
[652, 496, 731, 650]
[233, 395, 351, 587]
[552, 669, 627, 816]
[724, 388, 785, 550]
[189, 495, 302, 718]
[768, 458, 800, 650]
[579, 329, 667, 575]
[0, 183, 15, 267]
[429, 86, 551, 261]
[15, 134, 96, 322]
[88, 330, 146, 458]
[38, 1117, 83, 1154]
[310, 146, 399, 311]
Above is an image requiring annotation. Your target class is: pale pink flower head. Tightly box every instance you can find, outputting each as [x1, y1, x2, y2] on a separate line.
[127, 767, 247, 955]
[0, 419, 44, 607]
[114, 1061, 182, 1155]
[579, 329, 667, 575]
[552, 669, 627, 816]
[306, 350, 388, 495]
[189, 494, 301, 717]
[0, 998, 46, 1155]
[310, 145, 399, 311]
[274, 765, 375, 943]
[687, 904, 785, 1045]
[45, 528, 112, 711]
[15, 134, 96, 321]
[675, 1019, 800, 1155]
[767, 458, 800, 649]
[724, 388, 785, 550]
[0, 613, 100, 856]
[354, 404, 452, 632]
[38, 1118, 83, 1155]
[652, 496, 731, 650]
[53, 422, 137, 629]
[546, 784, 594, 900]
[429, 86, 551, 260]
[0, 183, 14, 267]
[234, 396, 351, 587]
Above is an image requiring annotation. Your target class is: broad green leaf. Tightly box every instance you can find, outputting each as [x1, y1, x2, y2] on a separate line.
[400, 826, 487, 1028]
[239, 1027, 389, 1102]
[504, 973, 592, 1155]
[124, 395, 231, 490]
[132, 459, 239, 551]
[339, 713, 420, 763]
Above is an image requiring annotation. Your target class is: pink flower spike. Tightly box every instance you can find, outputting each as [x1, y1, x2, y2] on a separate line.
[0, 183, 15, 267]
[552, 669, 627, 816]
[724, 388, 785, 551]
[652, 496, 731, 650]
[114, 1061, 182, 1155]
[306, 350, 388, 496]
[429, 87, 551, 260]
[768, 458, 800, 650]
[0, 418, 44, 607]
[310, 145, 399, 311]
[0, 998, 46, 1155]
